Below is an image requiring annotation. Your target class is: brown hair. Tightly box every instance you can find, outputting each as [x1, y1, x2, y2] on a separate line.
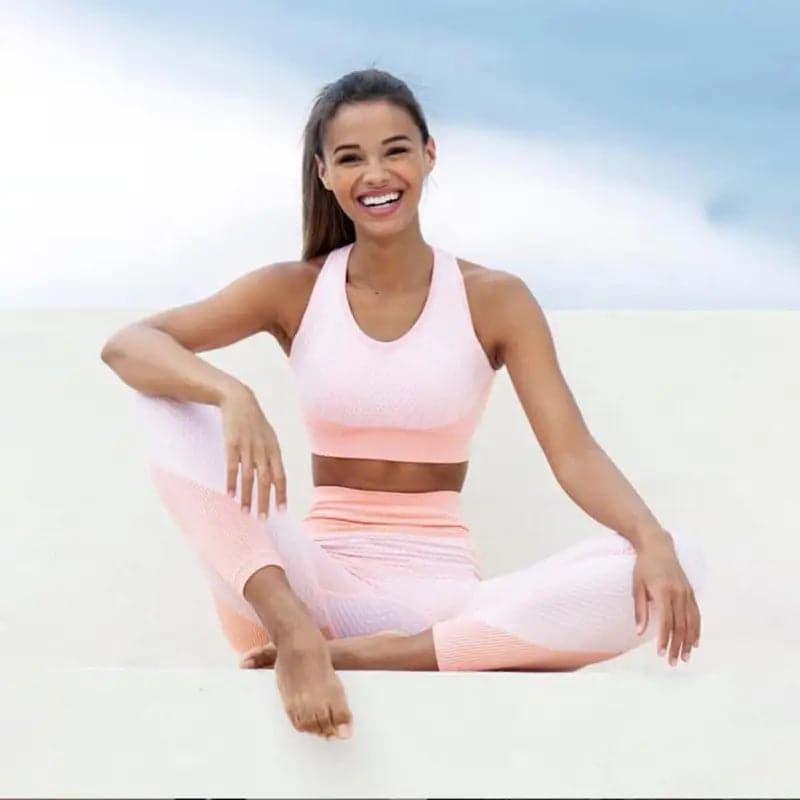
[300, 68, 431, 261]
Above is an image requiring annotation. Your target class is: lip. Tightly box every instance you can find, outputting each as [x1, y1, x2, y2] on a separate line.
[357, 189, 404, 218]
[357, 188, 404, 201]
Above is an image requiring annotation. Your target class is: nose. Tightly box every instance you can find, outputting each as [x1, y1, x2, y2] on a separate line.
[361, 157, 392, 186]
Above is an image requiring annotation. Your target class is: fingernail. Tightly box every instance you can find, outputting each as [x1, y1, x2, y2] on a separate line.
[228, 489, 235, 497]
[336, 723, 351, 738]
[658, 646, 666, 656]
[241, 657, 255, 668]
[278, 502, 287, 512]
[259, 511, 266, 519]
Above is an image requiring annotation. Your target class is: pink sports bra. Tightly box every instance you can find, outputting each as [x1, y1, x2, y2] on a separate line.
[288, 241, 497, 463]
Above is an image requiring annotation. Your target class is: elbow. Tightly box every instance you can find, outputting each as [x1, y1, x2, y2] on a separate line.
[100, 323, 142, 363]
[100, 329, 133, 364]
[100, 340, 119, 363]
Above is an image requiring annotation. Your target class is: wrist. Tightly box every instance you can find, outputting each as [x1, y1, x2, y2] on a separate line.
[216, 376, 252, 407]
[628, 520, 676, 554]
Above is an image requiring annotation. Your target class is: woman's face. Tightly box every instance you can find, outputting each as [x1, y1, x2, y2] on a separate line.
[316, 99, 436, 235]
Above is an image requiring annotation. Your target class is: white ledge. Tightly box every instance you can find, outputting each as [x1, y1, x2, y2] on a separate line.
[4, 311, 799, 797]
[1, 664, 795, 797]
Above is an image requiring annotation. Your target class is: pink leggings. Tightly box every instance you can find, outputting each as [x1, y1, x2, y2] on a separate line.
[134, 393, 709, 671]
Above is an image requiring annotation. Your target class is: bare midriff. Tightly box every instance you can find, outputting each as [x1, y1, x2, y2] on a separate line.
[311, 454, 468, 493]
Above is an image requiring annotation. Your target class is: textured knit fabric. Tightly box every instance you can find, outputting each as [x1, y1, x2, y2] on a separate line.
[134, 394, 709, 671]
[288, 242, 497, 463]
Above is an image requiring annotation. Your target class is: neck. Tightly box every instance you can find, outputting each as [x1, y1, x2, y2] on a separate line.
[348, 224, 432, 293]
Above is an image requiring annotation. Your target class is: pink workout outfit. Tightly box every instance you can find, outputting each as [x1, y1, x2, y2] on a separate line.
[135, 242, 708, 670]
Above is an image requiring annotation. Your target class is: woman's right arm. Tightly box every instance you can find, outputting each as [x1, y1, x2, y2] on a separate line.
[99, 262, 326, 644]
[99, 261, 291, 404]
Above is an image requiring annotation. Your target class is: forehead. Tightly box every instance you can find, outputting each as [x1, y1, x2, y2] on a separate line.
[322, 100, 417, 150]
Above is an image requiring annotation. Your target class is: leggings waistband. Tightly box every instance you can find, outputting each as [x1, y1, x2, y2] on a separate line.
[302, 484, 469, 537]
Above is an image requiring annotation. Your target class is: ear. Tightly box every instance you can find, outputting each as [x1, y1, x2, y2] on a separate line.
[424, 136, 436, 176]
[315, 154, 331, 190]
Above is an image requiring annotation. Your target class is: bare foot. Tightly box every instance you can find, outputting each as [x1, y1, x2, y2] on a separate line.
[274, 638, 353, 740]
[240, 629, 407, 671]
[241, 630, 354, 740]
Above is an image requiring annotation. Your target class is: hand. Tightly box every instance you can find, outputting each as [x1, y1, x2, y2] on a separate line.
[632, 535, 701, 666]
[219, 385, 288, 519]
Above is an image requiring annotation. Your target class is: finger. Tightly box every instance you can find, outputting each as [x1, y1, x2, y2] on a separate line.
[240, 449, 254, 512]
[255, 453, 271, 519]
[271, 454, 288, 512]
[633, 579, 648, 635]
[680, 591, 695, 662]
[695, 598, 702, 648]
[226, 443, 239, 497]
[687, 590, 701, 653]
[670, 591, 687, 667]
[656, 589, 672, 659]
[684, 587, 700, 648]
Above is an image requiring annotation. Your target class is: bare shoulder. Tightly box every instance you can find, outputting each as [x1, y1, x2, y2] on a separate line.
[265, 255, 326, 356]
[456, 256, 531, 297]
[282, 253, 327, 305]
[455, 257, 538, 369]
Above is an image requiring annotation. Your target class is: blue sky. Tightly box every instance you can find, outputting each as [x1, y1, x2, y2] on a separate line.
[1, 0, 798, 307]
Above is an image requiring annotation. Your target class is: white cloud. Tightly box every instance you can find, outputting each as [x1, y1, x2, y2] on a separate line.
[426, 126, 799, 307]
[1, 4, 797, 308]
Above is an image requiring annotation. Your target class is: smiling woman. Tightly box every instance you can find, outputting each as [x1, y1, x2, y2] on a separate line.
[102, 67, 709, 741]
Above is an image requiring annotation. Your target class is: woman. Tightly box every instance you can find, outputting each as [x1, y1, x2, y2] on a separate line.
[101, 68, 707, 741]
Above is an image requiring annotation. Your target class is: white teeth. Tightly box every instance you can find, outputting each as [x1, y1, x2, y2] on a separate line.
[360, 191, 401, 206]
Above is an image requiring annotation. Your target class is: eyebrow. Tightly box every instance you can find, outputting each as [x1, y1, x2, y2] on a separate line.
[333, 134, 412, 155]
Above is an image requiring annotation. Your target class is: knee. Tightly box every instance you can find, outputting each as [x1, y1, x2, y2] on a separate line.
[133, 392, 227, 484]
[133, 391, 216, 430]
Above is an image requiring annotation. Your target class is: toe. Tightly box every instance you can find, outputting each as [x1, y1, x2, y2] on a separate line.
[239, 643, 276, 669]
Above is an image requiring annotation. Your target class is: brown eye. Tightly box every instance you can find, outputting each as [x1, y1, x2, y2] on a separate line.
[337, 148, 407, 164]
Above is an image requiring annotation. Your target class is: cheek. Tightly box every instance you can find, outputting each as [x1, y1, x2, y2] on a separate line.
[329, 178, 355, 207]
[400, 165, 424, 191]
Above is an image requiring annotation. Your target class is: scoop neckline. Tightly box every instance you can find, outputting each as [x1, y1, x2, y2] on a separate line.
[340, 242, 439, 348]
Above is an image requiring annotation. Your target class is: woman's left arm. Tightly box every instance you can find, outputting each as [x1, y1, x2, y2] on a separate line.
[487, 271, 701, 665]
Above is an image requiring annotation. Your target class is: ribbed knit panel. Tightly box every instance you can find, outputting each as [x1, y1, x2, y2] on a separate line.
[430, 530, 709, 671]
[288, 242, 497, 463]
[134, 394, 710, 668]
[134, 393, 333, 628]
